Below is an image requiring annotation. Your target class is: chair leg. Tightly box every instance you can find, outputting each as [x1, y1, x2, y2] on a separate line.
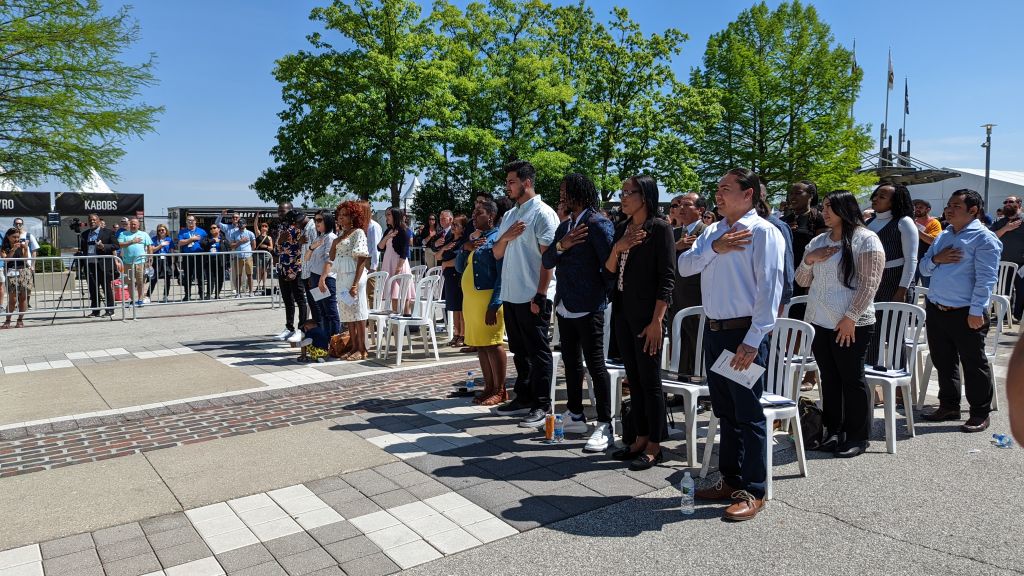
[764, 418, 774, 501]
[428, 324, 439, 361]
[792, 415, 808, 477]
[901, 383, 916, 438]
[683, 393, 698, 468]
[609, 375, 621, 442]
[395, 325, 406, 366]
[381, 322, 392, 360]
[884, 384, 897, 454]
[917, 353, 933, 408]
[700, 415, 719, 478]
[585, 374, 597, 407]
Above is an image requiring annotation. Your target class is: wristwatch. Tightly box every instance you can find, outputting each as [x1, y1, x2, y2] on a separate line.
[556, 241, 565, 253]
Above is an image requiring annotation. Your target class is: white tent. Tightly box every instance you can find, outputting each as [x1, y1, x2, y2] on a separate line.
[908, 168, 1024, 215]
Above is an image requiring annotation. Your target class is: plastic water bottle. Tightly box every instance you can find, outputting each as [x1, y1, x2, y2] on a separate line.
[553, 415, 564, 443]
[679, 471, 695, 515]
[992, 433, 1014, 449]
[465, 371, 475, 392]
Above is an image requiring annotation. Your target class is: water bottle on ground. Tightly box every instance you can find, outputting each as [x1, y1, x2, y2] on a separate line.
[992, 433, 1014, 448]
[466, 371, 475, 392]
[680, 471, 695, 515]
[553, 415, 564, 443]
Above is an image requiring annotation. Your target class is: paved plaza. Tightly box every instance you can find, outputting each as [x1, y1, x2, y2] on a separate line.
[1, 306, 1023, 576]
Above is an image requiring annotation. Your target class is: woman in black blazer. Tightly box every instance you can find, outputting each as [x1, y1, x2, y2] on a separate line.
[604, 174, 675, 471]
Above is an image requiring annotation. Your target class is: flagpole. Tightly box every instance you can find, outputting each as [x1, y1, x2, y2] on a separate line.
[901, 77, 908, 159]
[883, 49, 891, 157]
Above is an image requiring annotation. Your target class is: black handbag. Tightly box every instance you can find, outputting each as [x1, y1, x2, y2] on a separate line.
[798, 396, 824, 449]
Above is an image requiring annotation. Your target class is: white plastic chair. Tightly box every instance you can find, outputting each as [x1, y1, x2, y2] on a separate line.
[660, 306, 710, 467]
[364, 270, 389, 350]
[699, 318, 813, 499]
[865, 302, 925, 454]
[426, 266, 452, 342]
[381, 275, 442, 365]
[369, 273, 413, 358]
[410, 264, 427, 284]
[915, 297, 1005, 412]
[996, 261, 1017, 329]
[602, 303, 628, 440]
[782, 295, 819, 392]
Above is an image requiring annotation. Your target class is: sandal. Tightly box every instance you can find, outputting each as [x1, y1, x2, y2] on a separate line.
[15, 321, 24, 329]
[800, 374, 817, 392]
[0, 322, 10, 330]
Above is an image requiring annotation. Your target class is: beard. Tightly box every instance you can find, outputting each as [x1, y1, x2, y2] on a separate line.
[1004, 204, 1019, 218]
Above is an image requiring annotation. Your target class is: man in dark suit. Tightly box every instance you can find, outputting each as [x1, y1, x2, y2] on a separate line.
[78, 213, 118, 316]
[670, 193, 707, 375]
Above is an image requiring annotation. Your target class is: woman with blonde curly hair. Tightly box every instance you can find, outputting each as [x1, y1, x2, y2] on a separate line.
[329, 201, 371, 359]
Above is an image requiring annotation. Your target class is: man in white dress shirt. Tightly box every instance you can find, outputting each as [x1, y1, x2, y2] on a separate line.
[678, 167, 785, 521]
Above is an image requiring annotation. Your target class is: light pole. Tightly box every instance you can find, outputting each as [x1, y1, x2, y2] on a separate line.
[981, 123, 996, 213]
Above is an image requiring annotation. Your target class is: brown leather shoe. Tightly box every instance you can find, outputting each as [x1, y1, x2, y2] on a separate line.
[960, 415, 990, 433]
[724, 491, 765, 522]
[922, 406, 961, 422]
[695, 478, 739, 501]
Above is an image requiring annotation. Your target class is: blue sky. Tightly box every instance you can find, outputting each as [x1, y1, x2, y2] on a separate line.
[67, 0, 1024, 217]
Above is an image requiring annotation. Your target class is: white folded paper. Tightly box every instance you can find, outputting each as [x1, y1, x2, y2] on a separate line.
[710, 350, 766, 389]
[338, 290, 357, 306]
[309, 286, 330, 302]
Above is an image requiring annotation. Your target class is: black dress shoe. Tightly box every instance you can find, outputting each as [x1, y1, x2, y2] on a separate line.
[960, 416, 990, 433]
[88, 311, 101, 317]
[835, 440, 868, 458]
[611, 446, 644, 461]
[102, 309, 115, 317]
[629, 451, 664, 471]
[922, 406, 961, 422]
[814, 434, 839, 452]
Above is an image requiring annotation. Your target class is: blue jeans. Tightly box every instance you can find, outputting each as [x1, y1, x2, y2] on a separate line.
[309, 273, 340, 336]
[703, 325, 769, 499]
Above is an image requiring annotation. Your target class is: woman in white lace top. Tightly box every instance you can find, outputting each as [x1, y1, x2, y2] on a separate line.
[795, 190, 885, 459]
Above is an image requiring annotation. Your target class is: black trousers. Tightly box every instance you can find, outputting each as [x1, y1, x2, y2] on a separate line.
[557, 311, 611, 422]
[279, 276, 308, 331]
[614, 311, 667, 443]
[304, 276, 322, 324]
[1012, 269, 1024, 319]
[678, 315, 701, 375]
[206, 256, 225, 298]
[504, 300, 553, 409]
[147, 258, 172, 298]
[812, 323, 874, 442]
[926, 302, 993, 417]
[182, 256, 206, 300]
[86, 261, 114, 312]
[703, 325, 768, 498]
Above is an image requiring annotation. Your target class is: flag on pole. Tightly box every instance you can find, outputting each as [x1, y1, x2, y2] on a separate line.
[887, 49, 894, 91]
[904, 78, 909, 115]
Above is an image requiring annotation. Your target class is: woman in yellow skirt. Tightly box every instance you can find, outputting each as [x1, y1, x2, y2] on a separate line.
[457, 200, 507, 405]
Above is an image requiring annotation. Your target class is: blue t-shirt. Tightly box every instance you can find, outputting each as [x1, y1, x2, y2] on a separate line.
[118, 231, 152, 265]
[229, 228, 256, 255]
[177, 227, 207, 253]
[152, 235, 173, 254]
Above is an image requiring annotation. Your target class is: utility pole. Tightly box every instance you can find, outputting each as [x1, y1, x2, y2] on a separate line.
[981, 124, 996, 213]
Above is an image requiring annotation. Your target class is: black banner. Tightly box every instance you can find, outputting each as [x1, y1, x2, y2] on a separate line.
[0, 191, 51, 216]
[55, 193, 144, 216]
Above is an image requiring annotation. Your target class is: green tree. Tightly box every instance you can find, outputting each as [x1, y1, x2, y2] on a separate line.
[253, 0, 455, 206]
[0, 0, 161, 188]
[690, 1, 871, 200]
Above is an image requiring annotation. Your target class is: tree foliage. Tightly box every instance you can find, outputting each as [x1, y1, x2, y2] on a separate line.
[690, 1, 871, 201]
[0, 0, 161, 188]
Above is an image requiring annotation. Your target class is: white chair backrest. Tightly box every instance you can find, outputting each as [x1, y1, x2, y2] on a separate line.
[410, 265, 427, 284]
[765, 318, 815, 399]
[425, 266, 444, 300]
[412, 275, 442, 318]
[989, 296, 1007, 357]
[669, 306, 707, 376]
[603, 303, 615, 359]
[381, 273, 414, 314]
[425, 266, 443, 278]
[782, 295, 810, 318]
[908, 285, 929, 308]
[366, 271, 389, 310]
[872, 302, 926, 370]
[997, 261, 1018, 297]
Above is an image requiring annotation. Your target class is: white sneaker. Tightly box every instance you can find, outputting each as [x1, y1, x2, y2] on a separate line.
[561, 410, 588, 434]
[584, 422, 612, 453]
[274, 329, 291, 341]
[143, 297, 151, 304]
[298, 338, 312, 348]
[286, 330, 304, 343]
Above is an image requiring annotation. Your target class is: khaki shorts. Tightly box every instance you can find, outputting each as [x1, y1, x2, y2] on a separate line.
[236, 256, 254, 276]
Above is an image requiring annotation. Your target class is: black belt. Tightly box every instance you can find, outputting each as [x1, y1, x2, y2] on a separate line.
[708, 316, 752, 331]
[928, 300, 967, 313]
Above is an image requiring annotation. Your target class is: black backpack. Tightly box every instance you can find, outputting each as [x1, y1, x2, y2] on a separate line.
[798, 396, 824, 449]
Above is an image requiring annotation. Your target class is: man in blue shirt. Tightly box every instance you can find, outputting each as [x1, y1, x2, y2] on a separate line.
[920, 188, 1001, 432]
[117, 218, 153, 307]
[229, 218, 256, 297]
[177, 215, 208, 300]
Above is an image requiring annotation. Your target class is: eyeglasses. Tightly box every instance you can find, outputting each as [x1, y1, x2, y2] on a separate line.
[314, 217, 324, 222]
[669, 204, 680, 209]
[620, 188, 640, 198]
[1004, 200, 1018, 205]
[13, 221, 23, 226]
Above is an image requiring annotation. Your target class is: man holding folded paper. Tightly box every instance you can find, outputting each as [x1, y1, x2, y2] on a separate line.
[678, 167, 785, 522]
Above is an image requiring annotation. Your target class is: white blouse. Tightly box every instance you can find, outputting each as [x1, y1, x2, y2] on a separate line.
[795, 227, 885, 329]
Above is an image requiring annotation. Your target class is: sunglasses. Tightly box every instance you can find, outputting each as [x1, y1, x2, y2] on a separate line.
[315, 217, 324, 222]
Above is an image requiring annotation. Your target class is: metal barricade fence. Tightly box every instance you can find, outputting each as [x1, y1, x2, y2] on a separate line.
[0, 251, 278, 324]
[124, 250, 279, 318]
[0, 254, 127, 321]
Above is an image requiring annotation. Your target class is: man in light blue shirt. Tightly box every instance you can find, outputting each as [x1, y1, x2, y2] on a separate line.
[920, 188, 1001, 433]
[492, 160, 560, 428]
[228, 218, 256, 296]
[117, 217, 153, 306]
[678, 167, 784, 522]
